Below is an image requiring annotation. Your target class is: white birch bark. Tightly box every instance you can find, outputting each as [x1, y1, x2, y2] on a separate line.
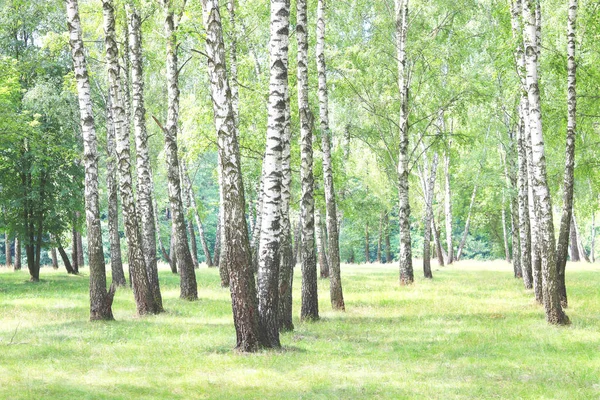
[317, 0, 344, 310]
[127, 3, 163, 310]
[201, 0, 260, 351]
[103, 0, 157, 315]
[66, 0, 114, 320]
[395, 0, 414, 285]
[522, 0, 568, 325]
[297, 0, 318, 320]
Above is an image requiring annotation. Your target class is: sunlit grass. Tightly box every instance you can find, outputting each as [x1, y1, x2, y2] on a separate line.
[1, 260, 599, 399]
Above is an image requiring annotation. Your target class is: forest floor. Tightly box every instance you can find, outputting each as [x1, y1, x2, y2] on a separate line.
[1, 260, 599, 399]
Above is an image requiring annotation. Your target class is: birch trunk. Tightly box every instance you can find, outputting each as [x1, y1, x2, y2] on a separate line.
[297, 0, 318, 320]
[105, 93, 126, 286]
[77, 229, 84, 267]
[227, 0, 239, 127]
[169, 220, 178, 274]
[517, 105, 533, 288]
[278, 68, 294, 332]
[444, 147, 454, 264]
[377, 211, 383, 264]
[72, 225, 79, 273]
[316, 209, 329, 277]
[201, 0, 260, 352]
[385, 212, 392, 263]
[317, 0, 344, 310]
[5, 234, 12, 267]
[127, 4, 163, 309]
[181, 162, 214, 266]
[395, 0, 414, 285]
[14, 237, 21, 270]
[179, 169, 199, 268]
[251, 169, 265, 272]
[103, 0, 158, 315]
[160, 1, 198, 300]
[153, 196, 171, 265]
[423, 153, 438, 279]
[573, 214, 589, 262]
[555, 0, 578, 308]
[591, 212, 595, 263]
[66, 0, 114, 320]
[456, 184, 477, 262]
[255, 0, 291, 349]
[522, 0, 569, 325]
[364, 222, 370, 264]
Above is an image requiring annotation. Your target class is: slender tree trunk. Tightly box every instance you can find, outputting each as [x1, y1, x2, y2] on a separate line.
[316, 209, 329, 278]
[591, 212, 595, 263]
[181, 162, 214, 266]
[423, 153, 438, 279]
[213, 215, 221, 268]
[395, 0, 414, 285]
[433, 212, 447, 265]
[444, 147, 454, 265]
[297, 0, 319, 320]
[180, 165, 199, 268]
[292, 218, 301, 266]
[278, 60, 294, 332]
[377, 212, 383, 264]
[105, 93, 126, 286]
[385, 212, 391, 263]
[103, 0, 158, 315]
[14, 237, 21, 270]
[201, 0, 261, 352]
[5, 234, 12, 267]
[522, 0, 569, 325]
[77, 229, 84, 267]
[159, 0, 198, 301]
[72, 225, 79, 273]
[51, 247, 58, 269]
[364, 222, 370, 264]
[256, 0, 292, 348]
[227, 0, 239, 127]
[169, 221, 178, 274]
[67, 0, 114, 320]
[127, 4, 163, 309]
[317, 0, 344, 310]
[555, 0, 578, 308]
[250, 174, 265, 272]
[57, 243, 76, 274]
[456, 184, 477, 262]
[573, 214, 589, 263]
[153, 196, 171, 265]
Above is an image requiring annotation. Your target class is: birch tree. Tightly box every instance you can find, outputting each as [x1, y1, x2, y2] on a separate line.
[201, 0, 260, 352]
[297, 0, 319, 320]
[66, 0, 114, 320]
[522, 0, 568, 325]
[395, 0, 414, 285]
[159, 0, 197, 300]
[317, 0, 344, 310]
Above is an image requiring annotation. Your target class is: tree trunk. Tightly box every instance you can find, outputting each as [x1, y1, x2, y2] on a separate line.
[5, 234, 12, 267]
[250, 173, 265, 273]
[127, 4, 163, 309]
[292, 218, 301, 266]
[77, 229, 84, 267]
[377, 212, 383, 264]
[278, 59, 294, 333]
[14, 237, 21, 270]
[444, 146, 454, 265]
[72, 225, 79, 273]
[180, 164, 199, 269]
[423, 153, 438, 279]
[396, 0, 414, 285]
[517, 104, 533, 288]
[255, 0, 292, 349]
[169, 221, 178, 274]
[316, 209, 329, 278]
[201, 0, 261, 352]
[364, 222, 370, 264]
[456, 184, 477, 262]
[67, 0, 114, 320]
[51, 247, 58, 269]
[501, 201, 511, 264]
[297, 0, 319, 321]
[317, 0, 344, 310]
[103, 0, 158, 315]
[227, 0, 239, 127]
[213, 214, 222, 268]
[555, 0, 578, 308]
[57, 243, 76, 274]
[433, 213, 447, 266]
[522, 0, 569, 325]
[385, 212, 391, 263]
[591, 212, 595, 263]
[181, 161, 214, 266]
[105, 92, 126, 287]
[569, 217, 580, 262]
[159, 0, 198, 301]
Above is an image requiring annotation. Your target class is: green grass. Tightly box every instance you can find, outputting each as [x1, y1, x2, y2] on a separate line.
[1, 260, 599, 399]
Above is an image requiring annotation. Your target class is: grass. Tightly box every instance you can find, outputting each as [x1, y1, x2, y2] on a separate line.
[1, 260, 599, 399]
